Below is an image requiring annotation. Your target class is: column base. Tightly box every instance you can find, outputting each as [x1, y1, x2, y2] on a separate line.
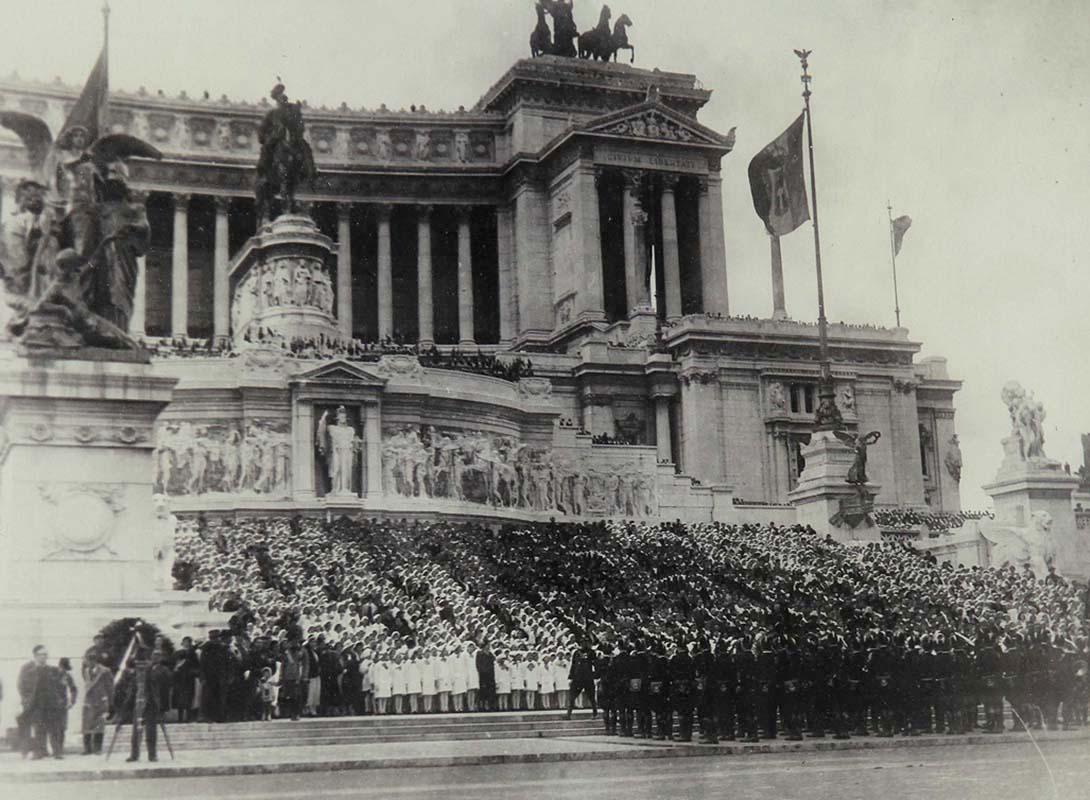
[458, 338, 477, 348]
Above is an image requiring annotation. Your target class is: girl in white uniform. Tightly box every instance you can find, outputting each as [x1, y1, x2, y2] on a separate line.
[495, 653, 512, 711]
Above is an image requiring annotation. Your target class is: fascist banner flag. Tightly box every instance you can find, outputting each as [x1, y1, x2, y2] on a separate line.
[58, 46, 108, 145]
[891, 214, 912, 256]
[748, 113, 810, 236]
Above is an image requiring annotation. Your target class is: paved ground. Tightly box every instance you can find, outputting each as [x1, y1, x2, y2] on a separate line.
[3, 737, 1086, 800]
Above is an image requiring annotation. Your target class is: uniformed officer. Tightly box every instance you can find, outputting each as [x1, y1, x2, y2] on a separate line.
[669, 638, 695, 742]
[714, 635, 737, 742]
[648, 640, 671, 741]
[693, 636, 717, 744]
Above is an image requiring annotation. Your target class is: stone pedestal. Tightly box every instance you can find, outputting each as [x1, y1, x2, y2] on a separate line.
[229, 214, 340, 344]
[788, 430, 882, 541]
[0, 355, 184, 696]
[982, 438, 1087, 579]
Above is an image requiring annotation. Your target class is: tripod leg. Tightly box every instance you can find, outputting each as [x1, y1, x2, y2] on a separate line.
[159, 721, 175, 760]
[105, 719, 123, 761]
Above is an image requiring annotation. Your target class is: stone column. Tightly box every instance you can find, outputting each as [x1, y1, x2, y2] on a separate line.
[495, 205, 515, 345]
[336, 202, 353, 338]
[376, 204, 393, 340]
[660, 174, 682, 321]
[293, 401, 316, 500]
[513, 178, 553, 339]
[621, 170, 646, 315]
[456, 207, 475, 346]
[364, 402, 383, 496]
[416, 205, 434, 346]
[698, 174, 729, 316]
[171, 193, 190, 338]
[654, 396, 673, 462]
[213, 196, 230, 343]
[128, 190, 149, 337]
[572, 164, 604, 321]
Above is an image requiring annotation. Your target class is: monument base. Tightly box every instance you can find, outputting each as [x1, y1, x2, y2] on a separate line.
[983, 439, 1087, 579]
[0, 355, 179, 700]
[788, 430, 882, 542]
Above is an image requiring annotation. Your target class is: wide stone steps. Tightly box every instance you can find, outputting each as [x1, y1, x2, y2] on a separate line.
[96, 710, 601, 751]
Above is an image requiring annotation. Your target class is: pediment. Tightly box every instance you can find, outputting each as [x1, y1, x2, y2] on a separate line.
[291, 359, 386, 386]
[582, 101, 735, 150]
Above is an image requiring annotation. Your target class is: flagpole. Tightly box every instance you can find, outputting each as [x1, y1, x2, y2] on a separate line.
[887, 201, 901, 328]
[102, 1, 110, 77]
[796, 49, 841, 430]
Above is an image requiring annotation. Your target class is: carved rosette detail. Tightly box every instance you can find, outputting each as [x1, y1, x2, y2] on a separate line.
[517, 377, 553, 400]
[38, 483, 126, 559]
[376, 355, 423, 383]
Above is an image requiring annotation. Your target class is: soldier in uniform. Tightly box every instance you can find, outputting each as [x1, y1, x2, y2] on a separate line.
[754, 633, 778, 739]
[693, 636, 717, 744]
[869, 633, 896, 737]
[598, 647, 619, 735]
[977, 631, 1004, 733]
[648, 640, 671, 741]
[631, 642, 652, 739]
[778, 635, 803, 740]
[669, 638, 696, 742]
[735, 636, 760, 743]
[714, 635, 737, 742]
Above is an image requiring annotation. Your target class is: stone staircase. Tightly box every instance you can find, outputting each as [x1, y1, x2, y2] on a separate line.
[92, 710, 601, 752]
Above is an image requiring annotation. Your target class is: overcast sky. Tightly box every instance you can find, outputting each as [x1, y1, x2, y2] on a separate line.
[2, 0, 1088, 508]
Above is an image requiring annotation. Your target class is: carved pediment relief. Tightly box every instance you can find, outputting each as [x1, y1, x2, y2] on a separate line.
[585, 102, 734, 149]
[293, 359, 387, 386]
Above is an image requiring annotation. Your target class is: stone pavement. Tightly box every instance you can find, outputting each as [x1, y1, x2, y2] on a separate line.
[1, 727, 1086, 784]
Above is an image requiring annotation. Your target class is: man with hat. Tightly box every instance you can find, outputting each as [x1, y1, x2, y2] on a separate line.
[122, 649, 171, 762]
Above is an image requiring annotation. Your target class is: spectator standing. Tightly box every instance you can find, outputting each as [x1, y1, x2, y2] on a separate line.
[17, 645, 51, 759]
[495, 653, 512, 710]
[51, 658, 78, 758]
[171, 636, 199, 722]
[476, 642, 497, 712]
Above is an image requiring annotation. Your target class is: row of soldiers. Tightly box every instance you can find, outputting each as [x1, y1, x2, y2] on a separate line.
[585, 631, 1089, 743]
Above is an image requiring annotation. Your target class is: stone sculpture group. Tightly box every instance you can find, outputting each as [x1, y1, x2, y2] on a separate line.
[382, 425, 656, 518]
[154, 421, 292, 498]
[231, 256, 335, 334]
[1001, 380, 1048, 460]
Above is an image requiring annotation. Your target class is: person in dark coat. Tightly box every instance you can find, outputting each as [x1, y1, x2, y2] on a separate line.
[567, 644, 597, 719]
[476, 642, 497, 712]
[171, 637, 199, 722]
[50, 658, 79, 757]
[81, 656, 114, 754]
[17, 645, 51, 759]
[123, 650, 172, 762]
[198, 630, 229, 723]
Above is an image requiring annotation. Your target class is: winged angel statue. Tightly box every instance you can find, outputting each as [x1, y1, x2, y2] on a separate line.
[0, 110, 162, 349]
[833, 429, 881, 485]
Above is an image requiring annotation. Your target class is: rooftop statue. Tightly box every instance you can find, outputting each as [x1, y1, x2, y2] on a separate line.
[1000, 380, 1047, 460]
[255, 82, 317, 224]
[529, 2, 636, 63]
[0, 111, 162, 350]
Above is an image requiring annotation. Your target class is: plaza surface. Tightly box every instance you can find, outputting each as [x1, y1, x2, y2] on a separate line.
[1, 736, 1086, 800]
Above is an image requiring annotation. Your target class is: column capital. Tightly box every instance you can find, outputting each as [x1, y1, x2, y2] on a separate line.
[620, 169, 645, 191]
[593, 166, 609, 189]
[694, 175, 710, 194]
[374, 202, 394, 221]
[213, 195, 231, 214]
[130, 188, 151, 204]
[172, 192, 191, 210]
[660, 173, 682, 193]
[336, 201, 353, 221]
[417, 203, 434, 220]
[455, 205, 473, 224]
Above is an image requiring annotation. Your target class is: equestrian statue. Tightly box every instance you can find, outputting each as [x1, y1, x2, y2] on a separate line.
[255, 82, 317, 225]
[530, 2, 635, 63]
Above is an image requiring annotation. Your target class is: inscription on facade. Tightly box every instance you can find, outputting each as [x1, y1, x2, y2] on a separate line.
[596, 147, 706, 174]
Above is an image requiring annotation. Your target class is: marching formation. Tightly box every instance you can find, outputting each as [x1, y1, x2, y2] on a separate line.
[167, 515, 1089, 736]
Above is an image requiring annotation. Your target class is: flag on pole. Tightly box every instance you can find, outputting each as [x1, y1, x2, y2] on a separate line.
[58, 46, 108, 144]
[748, 113, 810, 236]
[891, 214, 912, 256]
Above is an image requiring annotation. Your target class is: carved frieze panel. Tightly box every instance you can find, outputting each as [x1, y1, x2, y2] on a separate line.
[188, 115, 217, 148]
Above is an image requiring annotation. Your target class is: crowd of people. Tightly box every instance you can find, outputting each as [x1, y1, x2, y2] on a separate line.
[142, 332, 535, 383]
[872, 508, 995, 532]
[156, 515, 1089, 740]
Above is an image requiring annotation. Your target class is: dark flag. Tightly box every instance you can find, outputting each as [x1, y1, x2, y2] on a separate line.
[748, 113, 810, 236]
[891, 215, 912, 256]
[58, 46, 108, 144]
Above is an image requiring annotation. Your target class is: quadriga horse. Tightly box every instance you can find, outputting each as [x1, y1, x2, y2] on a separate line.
[530, 2, 551, 57]
[578, 4, 611, 59]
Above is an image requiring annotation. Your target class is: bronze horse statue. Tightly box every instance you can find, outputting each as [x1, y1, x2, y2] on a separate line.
[546, 0, 579, 58]
[530, 2, 552, 57]
[578, 4, 611, 60]
[255, 83, 317, 224]
[609, 14, 634, 62]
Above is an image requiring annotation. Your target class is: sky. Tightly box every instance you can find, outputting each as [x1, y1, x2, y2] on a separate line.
[1, 0, 1087, 508]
